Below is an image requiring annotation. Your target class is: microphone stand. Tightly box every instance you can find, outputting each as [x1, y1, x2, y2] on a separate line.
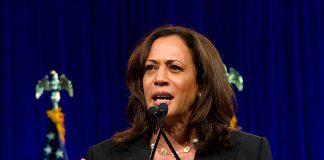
[149, 117, 181, 160]
[149, 120, 162, 160]
[160, 130, 180, 159]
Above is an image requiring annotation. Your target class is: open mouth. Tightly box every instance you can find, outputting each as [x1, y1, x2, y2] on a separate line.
[152, 92, 174, 105]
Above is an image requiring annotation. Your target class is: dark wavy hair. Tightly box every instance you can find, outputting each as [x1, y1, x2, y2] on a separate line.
[113, 25, 235, 150]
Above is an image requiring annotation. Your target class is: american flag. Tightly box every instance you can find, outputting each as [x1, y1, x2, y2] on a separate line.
[42, 108, 68, 160]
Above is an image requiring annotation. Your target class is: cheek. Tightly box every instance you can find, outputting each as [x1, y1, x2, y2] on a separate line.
[142, 77, 152, 103]
[142, 77, 150, 93]
[176, 77, 198, 93]
[175, 81, 198, 103]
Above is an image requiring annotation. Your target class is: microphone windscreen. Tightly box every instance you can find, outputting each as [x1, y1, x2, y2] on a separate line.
[158, 103, 168, 116]
[148, 106, 158, 117]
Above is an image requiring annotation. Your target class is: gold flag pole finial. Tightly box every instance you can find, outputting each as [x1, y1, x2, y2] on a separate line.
[35, 70, 74, 109]
[225, 65, 244, 92]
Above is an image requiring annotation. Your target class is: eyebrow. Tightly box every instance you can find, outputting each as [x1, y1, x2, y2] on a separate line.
[146, 59, 185, 66]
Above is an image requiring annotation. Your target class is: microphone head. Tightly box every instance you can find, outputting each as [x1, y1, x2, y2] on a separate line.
[158, 103, 168, 117]
[148, 106, 158, 117]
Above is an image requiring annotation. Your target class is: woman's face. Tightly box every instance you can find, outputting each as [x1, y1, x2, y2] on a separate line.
[143, 35, 199, 119]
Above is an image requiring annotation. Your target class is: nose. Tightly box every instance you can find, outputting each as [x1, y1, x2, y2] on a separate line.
[154, 67, 169, 86]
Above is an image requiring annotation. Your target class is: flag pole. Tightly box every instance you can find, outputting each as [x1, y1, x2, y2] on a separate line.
[36, 70, 73, 160]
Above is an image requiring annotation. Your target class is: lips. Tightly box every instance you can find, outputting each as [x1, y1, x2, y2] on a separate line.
[152, 92, 174, 106]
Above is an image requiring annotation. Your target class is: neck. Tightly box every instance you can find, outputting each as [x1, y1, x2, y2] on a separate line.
[150, 122, 196, 159]
[151, 113, 196, 149]
[163, 120, 187, 144]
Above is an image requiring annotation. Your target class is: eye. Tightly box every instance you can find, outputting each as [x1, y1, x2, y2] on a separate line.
[168, 64, 183, 73]
[144, 64, 157, 73]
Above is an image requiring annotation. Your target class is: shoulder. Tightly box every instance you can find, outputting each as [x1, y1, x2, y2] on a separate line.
[230, 131, 273, 160]
[86, 137, 150, 160]
[86, 139, 116, 160]
[232, 130, 265, 145]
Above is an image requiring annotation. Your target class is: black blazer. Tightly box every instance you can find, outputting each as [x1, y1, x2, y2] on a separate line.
[86, 131, 272, 160]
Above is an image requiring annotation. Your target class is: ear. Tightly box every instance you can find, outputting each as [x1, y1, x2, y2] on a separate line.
[197, 85, 204, 97]
[197, 91, 202, 98]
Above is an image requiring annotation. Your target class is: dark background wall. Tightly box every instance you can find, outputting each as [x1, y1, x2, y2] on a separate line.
[1, 0, 323, 159]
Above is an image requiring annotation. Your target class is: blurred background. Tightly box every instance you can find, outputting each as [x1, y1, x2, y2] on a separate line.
[1, 0, 323, 159]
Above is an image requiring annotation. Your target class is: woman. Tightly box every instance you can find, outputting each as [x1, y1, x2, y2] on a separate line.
[86, 26, 272, 160]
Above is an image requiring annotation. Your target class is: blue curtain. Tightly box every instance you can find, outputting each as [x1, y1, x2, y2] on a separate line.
[1, 0, 323, 159]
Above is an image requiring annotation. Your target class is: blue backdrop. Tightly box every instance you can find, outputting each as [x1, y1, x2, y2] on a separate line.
[1, 0, 323, 159]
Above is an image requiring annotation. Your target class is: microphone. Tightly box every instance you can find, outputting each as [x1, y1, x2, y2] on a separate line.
[148, 103, 168, 120]
[148, 106, 158, 118]
[148, 103, 180, 160]
[157, 103, 168, 117]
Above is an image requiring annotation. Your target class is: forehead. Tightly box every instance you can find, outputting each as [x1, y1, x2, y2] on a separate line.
[147, 35, 193, 63]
